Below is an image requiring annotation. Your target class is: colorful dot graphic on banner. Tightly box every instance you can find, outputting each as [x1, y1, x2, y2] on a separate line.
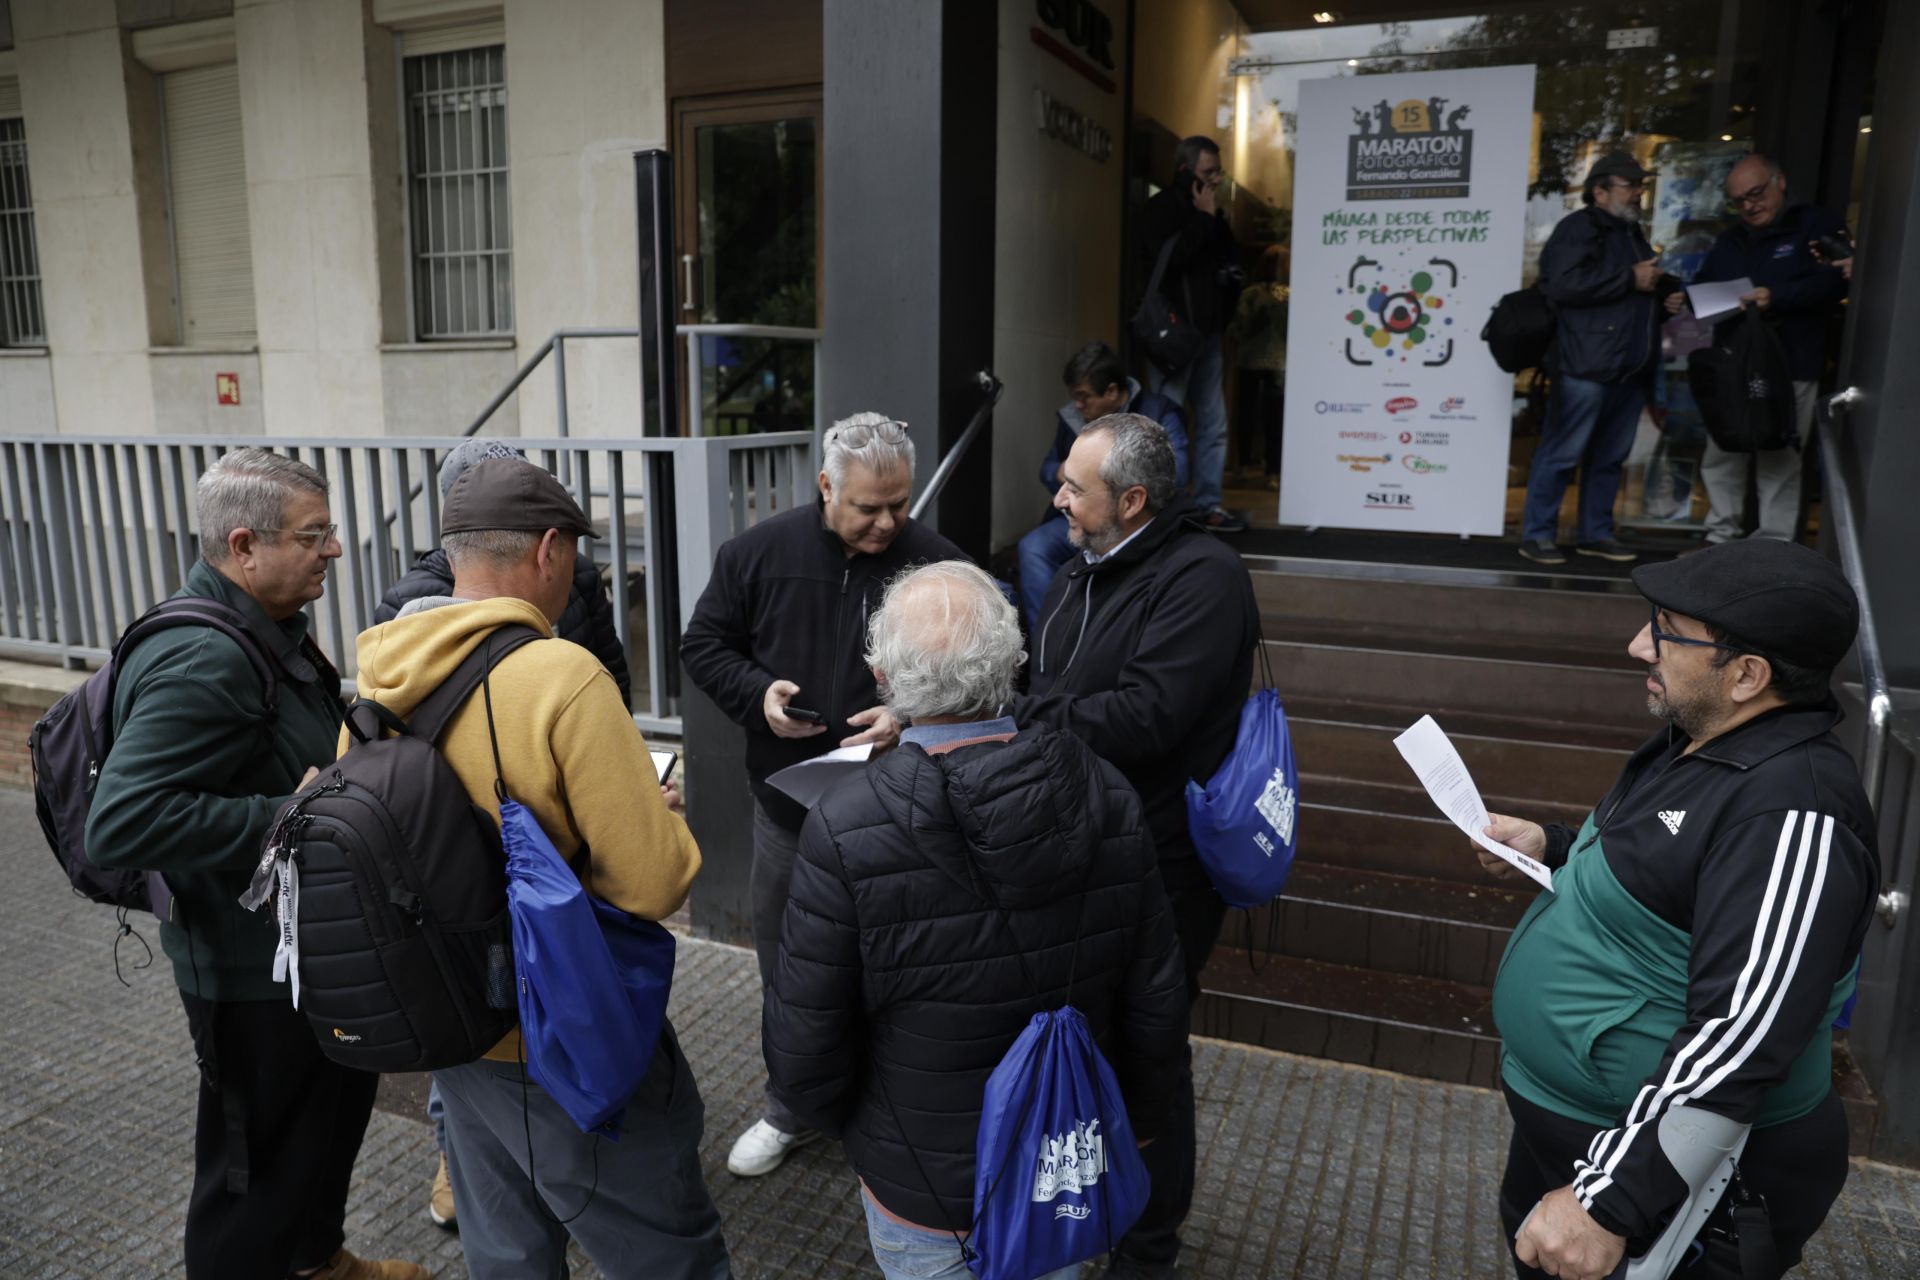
[1343, 259, 1452, 353]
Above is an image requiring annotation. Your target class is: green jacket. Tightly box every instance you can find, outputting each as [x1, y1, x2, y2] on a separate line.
[87, 561, 343, 1000]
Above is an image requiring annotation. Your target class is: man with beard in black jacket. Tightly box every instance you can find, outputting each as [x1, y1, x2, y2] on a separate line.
[1016, 412, 1259, 1280]
[682, 412, 967, 1180]
[764, 560, 1188, 1280]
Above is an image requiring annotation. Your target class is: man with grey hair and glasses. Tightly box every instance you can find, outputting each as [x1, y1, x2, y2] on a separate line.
[89, 449, 427, 1280]
[764, 560, 1187, 1280]
[683, 411, 968, 1179]
[1016, 412, 1258, 1280]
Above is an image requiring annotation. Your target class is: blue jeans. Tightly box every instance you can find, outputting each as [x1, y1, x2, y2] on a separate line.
[1146, 333, 1227, 511]
[1016, 516, 1075, 634]
[861, 1191, 1078, 1280]
[428, 1076, 447, 1152]
[1521, 373, 1647, 544]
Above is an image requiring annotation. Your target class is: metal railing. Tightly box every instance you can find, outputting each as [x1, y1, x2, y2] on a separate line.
[462, 324, 825, 442]
[911, 371, 1003, 521]
[1820, 387, 1904, 925]
[0, 432, 814, 737]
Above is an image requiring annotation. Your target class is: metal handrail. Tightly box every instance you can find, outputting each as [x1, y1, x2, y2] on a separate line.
[676, 322, 824, 439]
[463, 327, 640, 438]
[1820, 387, 1902, 925]
[911, 371, 1003, 521]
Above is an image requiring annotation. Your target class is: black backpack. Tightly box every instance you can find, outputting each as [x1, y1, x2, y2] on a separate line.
[1131, 235, 1206, 374]
[1686, 307, 1798, 453]
[1481, 283, 1557, 373]
[30, 598, 281, 922]
[246, 625, 540, 1072]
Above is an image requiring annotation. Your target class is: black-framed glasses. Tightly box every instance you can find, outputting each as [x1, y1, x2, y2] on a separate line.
[1648, 605, 1742, 660]
[256, 523, 339, 549]
[1728, 180, 1774, 210]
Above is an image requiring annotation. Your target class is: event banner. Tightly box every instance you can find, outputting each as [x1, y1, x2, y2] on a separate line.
[1280, 65, 1536, 535]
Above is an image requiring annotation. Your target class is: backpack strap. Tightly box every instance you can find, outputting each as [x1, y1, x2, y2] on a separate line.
[405, 624, 545, 745]
[1143, 233, 1181, 301]
[119, 597, 285, 714]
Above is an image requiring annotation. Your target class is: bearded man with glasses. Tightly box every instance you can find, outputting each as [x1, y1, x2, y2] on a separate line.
[1668, 153, 1851, 547]
[1469, 538, 1878, 1280]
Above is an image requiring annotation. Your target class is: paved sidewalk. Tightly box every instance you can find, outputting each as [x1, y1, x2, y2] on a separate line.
[2, 786, 1916, 1278]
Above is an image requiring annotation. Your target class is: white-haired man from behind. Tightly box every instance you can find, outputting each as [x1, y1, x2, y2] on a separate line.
[682, 412, 971, 1178]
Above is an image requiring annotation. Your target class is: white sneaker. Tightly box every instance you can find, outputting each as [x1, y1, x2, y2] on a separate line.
[725, 1118, 821, 1177]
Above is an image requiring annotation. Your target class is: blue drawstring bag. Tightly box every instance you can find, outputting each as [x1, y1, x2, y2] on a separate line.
[1185, 665, 1301, 907]
[969, 1007, 1151, 1280]
[502, 797, 676, 1137]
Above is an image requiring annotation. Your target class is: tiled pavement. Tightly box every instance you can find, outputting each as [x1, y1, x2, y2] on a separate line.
[3, 787, 1917, 1278]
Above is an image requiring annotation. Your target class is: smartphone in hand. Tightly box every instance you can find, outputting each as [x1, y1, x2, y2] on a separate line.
[781, 706, 826, 725]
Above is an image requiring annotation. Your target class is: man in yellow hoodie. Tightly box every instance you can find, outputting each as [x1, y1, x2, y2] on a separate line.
[349, 458, 731, 1280]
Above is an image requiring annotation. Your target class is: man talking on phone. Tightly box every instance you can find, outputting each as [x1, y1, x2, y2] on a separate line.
[682, 413, 966, 1180]
[1138, 135, 1245, 534]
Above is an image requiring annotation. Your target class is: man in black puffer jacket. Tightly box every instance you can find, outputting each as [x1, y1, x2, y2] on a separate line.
[765, 561, 1187, 1280]
[376, 439, 632, 708]
[1016, 412, 1258, 1280]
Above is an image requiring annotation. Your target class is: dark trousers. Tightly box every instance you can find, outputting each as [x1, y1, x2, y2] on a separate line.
[1115, 876, 1228, 1270]
[1499, 1084, 1850, 1280]
[178, 990, 379, 1280]
[1521, 373, 1647, 544]
[750, 801, 808, 1133]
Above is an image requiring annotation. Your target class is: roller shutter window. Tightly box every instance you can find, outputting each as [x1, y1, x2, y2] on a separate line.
[0, 83, 47, 346]
[403, 45, 511, 339]
[161, 62, 256, 346]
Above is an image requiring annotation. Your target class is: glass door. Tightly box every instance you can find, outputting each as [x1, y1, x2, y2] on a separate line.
[674, 92, 821, 435]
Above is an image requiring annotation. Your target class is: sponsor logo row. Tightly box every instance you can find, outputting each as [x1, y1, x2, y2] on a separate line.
[1335, 452, 1449, 475]
[1338, 428, 1455, 447]
[1316, 395, 1474, 422]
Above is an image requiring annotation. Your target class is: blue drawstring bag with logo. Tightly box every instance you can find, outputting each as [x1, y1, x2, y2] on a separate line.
[483, 636, 675, 1138]
[1185, 647, 1301, 908]
[969, 1006, 1151, 1280]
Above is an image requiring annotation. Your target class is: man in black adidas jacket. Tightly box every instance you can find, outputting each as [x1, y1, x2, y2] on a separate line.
[681, 413, 967, 1179]
[1014, 412, 1259, 1280]
[1480, 538, 1877, 1280]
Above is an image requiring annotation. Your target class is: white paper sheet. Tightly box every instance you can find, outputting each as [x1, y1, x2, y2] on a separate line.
[1392, 715, 1555, 892]
[1685, 276, 1754, 323]
[765, 743, 875, 807]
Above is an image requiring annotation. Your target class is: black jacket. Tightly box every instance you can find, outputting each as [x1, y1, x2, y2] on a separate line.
[1698, 203, 1849, 381]
[1539, 205, 1662, 384]
[1508, 700, 1879, 1240]
[763, 723, 1189, 1228]
[680, 501, 968, 830]
[1139, 186, 1238, 335]
[1014, 496, 1259, 888]
[373, 548, 632, 708]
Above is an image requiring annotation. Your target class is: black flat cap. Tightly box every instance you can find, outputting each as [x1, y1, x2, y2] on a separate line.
[1632, 540, 1858, 669]
[1588, 150, 1655, 186]
[441, 458, 594, 537]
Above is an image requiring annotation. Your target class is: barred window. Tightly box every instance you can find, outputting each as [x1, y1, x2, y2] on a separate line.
[404, 46, 512, 339]
[0, 117, 46, 347]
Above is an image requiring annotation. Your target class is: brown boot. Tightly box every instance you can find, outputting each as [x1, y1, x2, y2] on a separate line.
[429, 1151, 457, 1230]
[305, 1248, 432, 1280]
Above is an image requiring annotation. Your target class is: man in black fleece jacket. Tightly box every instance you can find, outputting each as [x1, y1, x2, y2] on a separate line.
[681, 413, 966, 1179]
[764, 561, 1187, 1280]
[1015, 413, 1259, 1279]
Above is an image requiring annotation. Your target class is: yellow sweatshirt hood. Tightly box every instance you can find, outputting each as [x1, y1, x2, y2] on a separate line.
[353, 596, 555, 719]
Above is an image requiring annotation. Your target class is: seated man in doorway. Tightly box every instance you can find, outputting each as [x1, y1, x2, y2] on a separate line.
[1015, 341, 1188, 633]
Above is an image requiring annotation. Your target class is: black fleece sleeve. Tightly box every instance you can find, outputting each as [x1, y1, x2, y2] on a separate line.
[1570, 808, 1873, 1238]
[582, 577, 634, 709]
[762, 806, 865, 1136]
[680, 538, 779, 729]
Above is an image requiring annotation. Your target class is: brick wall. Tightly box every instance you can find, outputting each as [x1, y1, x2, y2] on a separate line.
[1, 696, 50, 789]
[1, 664, 89, 791]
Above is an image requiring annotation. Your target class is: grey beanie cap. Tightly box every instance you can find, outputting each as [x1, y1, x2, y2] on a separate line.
[437, 437, 527, 499]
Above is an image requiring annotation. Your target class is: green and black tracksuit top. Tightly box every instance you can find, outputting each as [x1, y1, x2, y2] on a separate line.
[87, 561, 344, 1001]
[1493, 699, 1878, 1241]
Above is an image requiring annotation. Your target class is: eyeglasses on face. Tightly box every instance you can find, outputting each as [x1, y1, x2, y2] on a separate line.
[256, 523, 340, 549]
[1729, 180, 1776, 209]
[1647, 604, 1743, 661]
